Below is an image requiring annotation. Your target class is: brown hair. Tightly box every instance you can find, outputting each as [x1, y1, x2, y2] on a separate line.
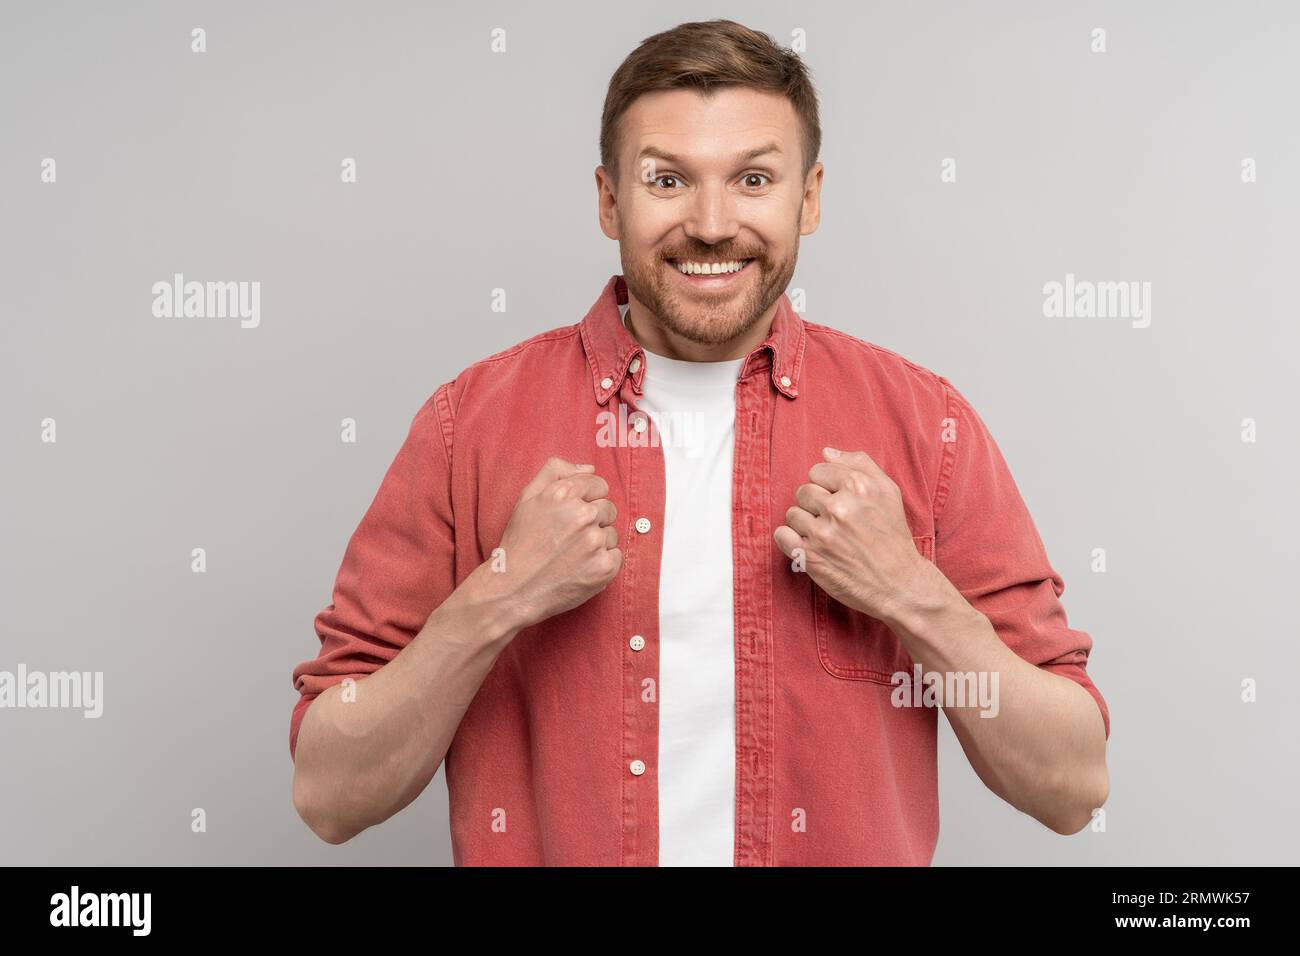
[599, 19, 821, 188]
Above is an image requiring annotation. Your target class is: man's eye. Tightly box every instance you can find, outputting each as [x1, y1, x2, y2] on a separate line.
[651, 173, 768, 189]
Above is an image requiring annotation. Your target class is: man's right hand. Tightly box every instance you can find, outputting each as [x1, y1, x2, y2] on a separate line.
[473, 456, 622, 632]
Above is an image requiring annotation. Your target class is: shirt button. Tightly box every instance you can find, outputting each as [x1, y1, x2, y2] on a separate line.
[600, 376, 613, 389]
[629, 634, 645, 651]
[635, 517, 651, 534]
[630, 759, 646, 776]
[780, 375, 792, 388]
[632, 415, 647, 433]
[629, 356, 641, 373]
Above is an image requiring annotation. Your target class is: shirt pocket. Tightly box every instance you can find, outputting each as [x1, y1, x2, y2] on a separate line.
[812, 534, 934, 684]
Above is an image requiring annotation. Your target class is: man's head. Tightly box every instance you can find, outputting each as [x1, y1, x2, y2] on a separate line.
[596, 20, 824, 360]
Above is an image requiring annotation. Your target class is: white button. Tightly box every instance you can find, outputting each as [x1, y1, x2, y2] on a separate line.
[635, 517, 651, 534]
[629, 356, 641, 373]
[630, 759, 646, 776]
[780, 375, 792, 388]
[629, 634, 645, 651]
[600, 376, 613, 389]
[632, 415, 647, 433]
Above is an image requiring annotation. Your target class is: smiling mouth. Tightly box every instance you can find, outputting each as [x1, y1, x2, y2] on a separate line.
[665, 257, 756, 277]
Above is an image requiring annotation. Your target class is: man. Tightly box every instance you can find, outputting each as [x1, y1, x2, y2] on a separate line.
[289, 19, 1109, 866]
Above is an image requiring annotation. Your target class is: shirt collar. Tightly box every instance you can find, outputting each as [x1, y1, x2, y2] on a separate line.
[580, 274, 805, 406]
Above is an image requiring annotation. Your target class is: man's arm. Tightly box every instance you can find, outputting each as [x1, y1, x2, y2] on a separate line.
[289, 381, 622, 845]
[293, 454, 621, 843]
[879, 578, 1108, 835]
[906, 377, 1110, 834]
[291, 564, 520, 844]
[774, 377, 1110, 836]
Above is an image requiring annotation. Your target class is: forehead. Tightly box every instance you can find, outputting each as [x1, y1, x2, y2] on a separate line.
[620, 87, 800, 168]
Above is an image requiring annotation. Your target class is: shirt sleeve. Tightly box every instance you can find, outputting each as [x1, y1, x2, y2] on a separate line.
[288, 382, 458, 760]
[931, 376, 1110, 739]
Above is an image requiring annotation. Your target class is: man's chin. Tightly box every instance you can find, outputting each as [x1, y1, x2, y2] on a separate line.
[654, 301, 765, 347]
[623, 262, 774, 346]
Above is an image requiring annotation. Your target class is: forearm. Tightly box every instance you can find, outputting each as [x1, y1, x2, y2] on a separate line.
[882, 568, 1109, 834]
[292, 564, 521, 843]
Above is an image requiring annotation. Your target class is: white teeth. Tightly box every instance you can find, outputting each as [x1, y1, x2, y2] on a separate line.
[673, 259, 749, 275]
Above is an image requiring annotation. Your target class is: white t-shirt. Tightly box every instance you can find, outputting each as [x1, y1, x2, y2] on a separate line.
[620, 301, 741, 867]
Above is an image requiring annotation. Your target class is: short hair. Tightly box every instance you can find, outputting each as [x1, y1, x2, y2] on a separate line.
[600, 19, 822, 188]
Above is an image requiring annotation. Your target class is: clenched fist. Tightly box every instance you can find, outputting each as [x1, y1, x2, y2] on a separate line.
[477, 456, 622, 631]
[773, 447, 939, 623]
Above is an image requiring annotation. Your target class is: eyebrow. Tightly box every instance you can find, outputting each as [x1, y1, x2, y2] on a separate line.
[636, 142, 784, 167]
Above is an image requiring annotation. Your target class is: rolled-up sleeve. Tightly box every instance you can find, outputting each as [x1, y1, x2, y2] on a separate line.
[931, 376, 1110, 739]
[289, 382, 458, 760]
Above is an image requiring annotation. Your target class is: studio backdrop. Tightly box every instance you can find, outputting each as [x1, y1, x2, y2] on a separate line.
[1, 0, 1295, 865]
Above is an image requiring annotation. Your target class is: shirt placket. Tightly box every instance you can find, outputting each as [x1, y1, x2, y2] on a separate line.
[732, 364, 775, 866]
[617, 385, 665, 867]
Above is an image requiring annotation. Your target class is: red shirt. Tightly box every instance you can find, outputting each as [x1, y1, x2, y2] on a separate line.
[289, 273, 1110, 865]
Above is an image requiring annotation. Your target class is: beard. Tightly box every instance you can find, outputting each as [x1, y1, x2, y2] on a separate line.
[619, 240, 798, 348]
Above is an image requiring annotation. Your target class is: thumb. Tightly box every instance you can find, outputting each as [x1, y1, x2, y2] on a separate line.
[824, 446, 878, 474]
[520, 457, 595, 500]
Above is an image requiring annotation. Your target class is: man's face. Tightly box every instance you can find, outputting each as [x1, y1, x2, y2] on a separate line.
[598, 86, 822, 352]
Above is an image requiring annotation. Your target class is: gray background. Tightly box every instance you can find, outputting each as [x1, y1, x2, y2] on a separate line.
[1, 0, 1296, 865]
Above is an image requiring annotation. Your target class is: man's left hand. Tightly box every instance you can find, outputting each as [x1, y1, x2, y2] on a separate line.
[773, 446, 937, 622]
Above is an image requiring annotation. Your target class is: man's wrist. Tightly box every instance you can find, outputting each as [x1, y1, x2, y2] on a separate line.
[879, 560, 980, 653]
[440, 565, 530, 651]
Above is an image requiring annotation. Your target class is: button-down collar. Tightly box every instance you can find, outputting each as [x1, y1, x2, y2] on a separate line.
[580, 274, 805, 406]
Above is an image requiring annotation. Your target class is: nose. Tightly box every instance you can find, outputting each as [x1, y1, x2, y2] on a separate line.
[682, 180, 739, 246]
